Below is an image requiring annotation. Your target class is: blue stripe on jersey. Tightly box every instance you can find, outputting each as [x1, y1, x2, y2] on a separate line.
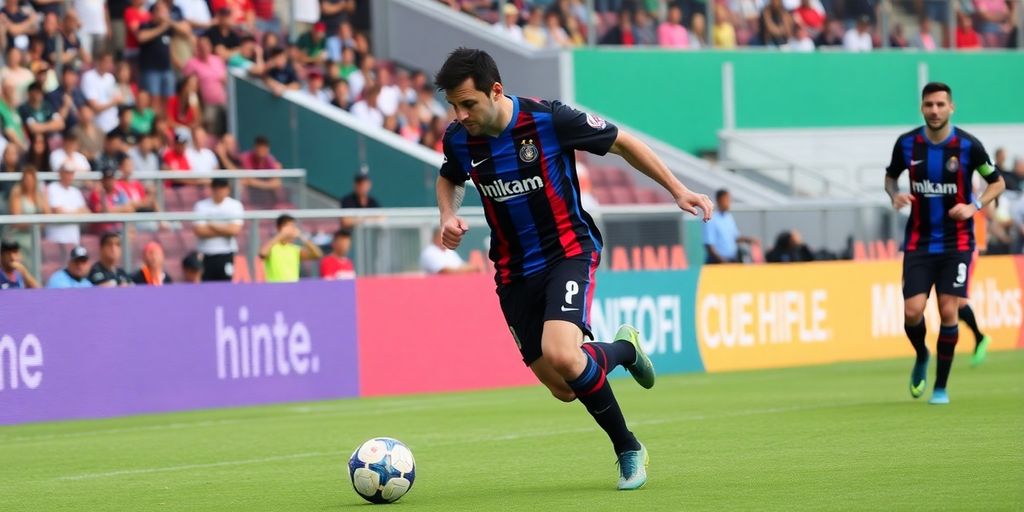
[488, 130, 547, 276]
[926, 143, 945, 254]
[450, 129, 472, 179]
[960, 134, 974, 247]
[563, 152, 602, 253]
[530, 112, 567, 196]
[900, 134, 914, 251]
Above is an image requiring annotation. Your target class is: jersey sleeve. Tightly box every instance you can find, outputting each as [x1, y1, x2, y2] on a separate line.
[968, 136, 1000, 184]
[551, 101, 619, 155]
[885, 138, 906, 179]
[438, 124, 468, 184]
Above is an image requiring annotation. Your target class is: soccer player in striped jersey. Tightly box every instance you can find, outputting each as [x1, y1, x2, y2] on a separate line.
[884, 82, 1005, 405]
[433, 48, 713, 489]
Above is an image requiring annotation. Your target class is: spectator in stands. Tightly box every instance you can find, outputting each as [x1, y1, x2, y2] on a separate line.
[994, 148, 1017, 190]
[94, 132, 127, 174]
[46, 245, 93, 288]
[117, 156, 157, 213]
[633, 9, 657, 46]
[975, 0, 1011, 46]
[239, 134, 282, 193]
[82, 51, 121, 133]
[759, 0, 793, 46]
[168, 75, 203, 130]
[70, 106, 102, 161]
[131, 91, 157, 135]
[178, 0, 213, 33]
[325, 20, 356, 63]
[766, 230, 815, 263]
[88, 168, 135, 234]
[302, 69, 332, 104]
[193, 177, 244, 281]
[1, 0, 38, 53]
[114, 61, 137, 111]
[331, 78, 352, 110]
[129, 130, 163, 173]
[88, 232, 133, 287]
[334, 46, 358, 83]
[60, 8, 89, 67]
[50, 133, 91, 174]
[207, 7, 242, 61]
[320, 0, 355, 35]
[815, 17, 845, 47]
[494, 3, 524, 43]
[351, 83, 384, 129]
[910, 17, 938, 50]
[132, 241, 172, 285]
[889, 22, 909, 48]
[2, 47, 35, 106]
[340, 173, 379, 209]
[47, 67, 86, 131]
[109, 107, 141, 147]
[213, 132, 241, 169]
[793, 0, 825, 34]
[295, 22, 328, 66]
[690, 12, 708, 48]
[75, 0, 109, 57]
[19, 82, 64, 138]
[0, 240, 40, 289]
[260, 214, 323, 283]
[347, 52, 374, 100]
[183, 35, 228, 135]
[186, 126, 219, 173]
[6, 166, 49, 262]
[421, 227, 480, 274]
[703, 189, 757, 264]
[1009, 157, 1024, 193]
[0, 83, 27, 150]
[263, 47, 301, 96]
[564, 14, 586, 46]
[658, 4, 690, 48]
[181, 251, 204, 283]
[320, 228, 355, 279]
[522, 7, 548, 48]
[0, 145, 19, 209]
[600, 9, 636, 45]
[956, 11, 983, 49]
[163, 128, 193, 184]
[212, 0, 256, 30]
[788, 24, 816, 51]
[843, 15, 874, 51]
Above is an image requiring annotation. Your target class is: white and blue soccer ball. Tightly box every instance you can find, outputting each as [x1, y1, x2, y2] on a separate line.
[347, 437, 416, 504]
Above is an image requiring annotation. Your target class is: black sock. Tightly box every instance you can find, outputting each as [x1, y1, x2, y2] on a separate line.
[958, 305, 984, 346]
[566, 351, 640, 455]
[582, 341, 637, 373]
[904, 320, 928, 363]
[935, 325, 959, 390]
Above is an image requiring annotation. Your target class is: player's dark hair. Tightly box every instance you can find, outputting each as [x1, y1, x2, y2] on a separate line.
[100, 232, 120, 247]
[1, 239, 20, 253]
[254, 135, 270, 146]
[276, 214, 295, 229]
[715, 189, 729, 201]
[922, 82, 952, 100]
[334, 228, 352, 239]
[434, 48, 502, 94]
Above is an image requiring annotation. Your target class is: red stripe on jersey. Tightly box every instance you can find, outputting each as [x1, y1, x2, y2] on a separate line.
[472, 166, 513, 284]
[955, 144, 970, 252]
[585, 252, 599, 324]
[908, 200, 922, 251]
[518, 111, 583, 258]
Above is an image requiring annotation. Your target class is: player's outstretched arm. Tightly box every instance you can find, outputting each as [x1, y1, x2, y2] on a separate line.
[608, 130, 713, 221]
[885, 176, 914, 209]
[436, 176, 469, 250]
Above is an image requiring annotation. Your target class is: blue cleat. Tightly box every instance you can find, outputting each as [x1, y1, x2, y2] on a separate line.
[929, 388, 950, 405]
[616, 443, 649, 490]
[910, 352, 929, 399]
[615, 325, 656, 389]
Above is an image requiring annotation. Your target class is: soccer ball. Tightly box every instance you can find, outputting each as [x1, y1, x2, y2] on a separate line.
[347, 437, 416, 504]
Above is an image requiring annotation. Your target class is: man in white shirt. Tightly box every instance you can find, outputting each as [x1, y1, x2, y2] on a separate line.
[420, 227, 480, 275]
[375, 66, 402, 117]
[185, 126, 220, 172]
[46, 165, 90, 244]
[49, 133, 92, 174]
[175, 0, 212, 32]
[843, 15, 873, 52]
[192, 178, 244, 281]
[81, 52, 122, 132]
[493, 3, 524, 43]
[350, 84, 384, 129]
[75, 0, 108, 56]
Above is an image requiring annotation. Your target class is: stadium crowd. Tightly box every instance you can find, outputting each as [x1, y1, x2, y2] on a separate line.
[446, 0, 1019, 50]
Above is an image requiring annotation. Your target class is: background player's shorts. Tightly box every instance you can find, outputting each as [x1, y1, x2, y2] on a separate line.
[902, 251, 973, 299]
[496, 253, 600, 366]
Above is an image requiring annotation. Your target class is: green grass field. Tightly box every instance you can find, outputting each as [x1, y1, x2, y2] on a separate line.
[3, 352, 1023, 511]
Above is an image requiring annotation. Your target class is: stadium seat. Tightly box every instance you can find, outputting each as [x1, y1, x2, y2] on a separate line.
[41, 240, 65, 264]
[592, 188, 613, 205]
[609, 186, 636, 204]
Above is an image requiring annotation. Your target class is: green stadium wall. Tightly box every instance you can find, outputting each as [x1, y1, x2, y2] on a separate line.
[572, 50, 1024, 154]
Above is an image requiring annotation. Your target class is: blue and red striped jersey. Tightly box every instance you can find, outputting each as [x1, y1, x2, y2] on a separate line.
[886, 126, 998, 254]
[440, 96, 617, 285]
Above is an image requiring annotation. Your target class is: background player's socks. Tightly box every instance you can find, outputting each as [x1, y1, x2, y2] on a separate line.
[958, 305, 984, 346]
[567, 351, 641, 455]
[904, 320, 928, 363]
[582, 341, 636, 373]
[935, 324, 959, 389]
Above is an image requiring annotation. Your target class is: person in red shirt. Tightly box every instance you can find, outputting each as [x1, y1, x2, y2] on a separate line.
[320, 228, 355, 279]
[792, 0, 825, 34]
[955, 12, 982, 49]
[167, 74, 202, 129]
[210, 0, 255, 31]
[124, 0, 153, 58]
[162, 128, 206, 188]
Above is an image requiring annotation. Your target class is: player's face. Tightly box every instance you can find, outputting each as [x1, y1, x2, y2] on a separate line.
[921, 92, 953, 131]
[445, 78, 502, 136]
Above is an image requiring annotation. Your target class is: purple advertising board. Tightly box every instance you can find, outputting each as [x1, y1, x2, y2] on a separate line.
[0, 280, 359, 425]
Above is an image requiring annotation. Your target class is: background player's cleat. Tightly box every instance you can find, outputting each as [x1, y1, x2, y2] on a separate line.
[910, 353, 929, 399]
[616, 324, 656, 389]
[616, 443, 649, 490]
[929, 388, 950, 405]
[972, 335, 991, 367]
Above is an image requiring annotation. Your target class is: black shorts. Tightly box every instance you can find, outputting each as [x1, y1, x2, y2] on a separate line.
[902, 251, 973, 299]
[202, 252, 235, 282]
[496, 253, 600, 366]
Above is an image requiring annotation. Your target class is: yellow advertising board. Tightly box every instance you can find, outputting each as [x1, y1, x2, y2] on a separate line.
[695, 257, 1022, 372]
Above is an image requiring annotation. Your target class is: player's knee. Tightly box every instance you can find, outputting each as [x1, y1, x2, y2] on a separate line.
[904, 303, 925, 322]
[544, 350, 581, 378]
